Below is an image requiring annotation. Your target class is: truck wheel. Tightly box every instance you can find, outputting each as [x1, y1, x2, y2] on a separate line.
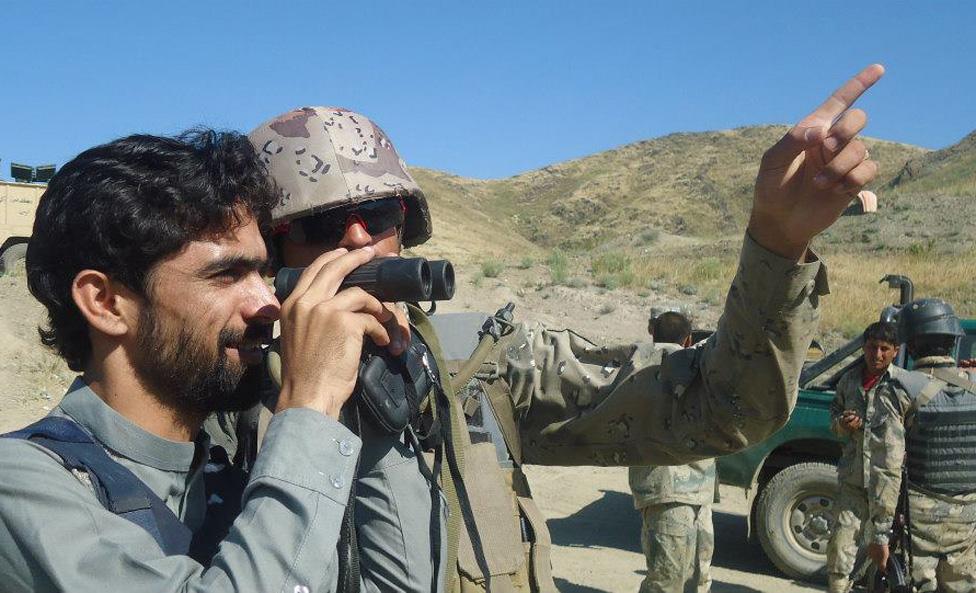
[0, 243, 28, 276]
[755, 462, 836, 582]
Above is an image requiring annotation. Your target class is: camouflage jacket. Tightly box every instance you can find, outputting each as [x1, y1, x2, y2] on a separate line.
[830, 362, 903, 488]
[866, 357, 976, 548]
[499, 233, 828, 466]
[629, 459, 717, 508]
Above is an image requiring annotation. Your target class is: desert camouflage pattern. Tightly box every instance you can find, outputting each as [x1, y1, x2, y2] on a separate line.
[639, 502, 713, 593]
[826, 362, 900, 592]
[497, 233, 828, 466]
[867, 357, 976, 592]
[825, 483, 871, 593]
[630, 460, 716, 593]
[829, 362, 903, 489]
[248, 107, 432, 247]
[629, 460, 716, 508]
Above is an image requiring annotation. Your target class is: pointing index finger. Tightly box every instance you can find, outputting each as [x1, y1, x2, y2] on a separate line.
[810, 64, 885, 122]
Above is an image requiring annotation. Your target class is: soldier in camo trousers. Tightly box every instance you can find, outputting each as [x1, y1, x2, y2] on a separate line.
[825, 321, 903, 593]
[630, 311, 716, 593]
[867, 299, 976, 593]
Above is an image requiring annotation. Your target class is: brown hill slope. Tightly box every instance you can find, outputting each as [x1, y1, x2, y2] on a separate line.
[411, 125, 928, 253]
[885, 130, 976, 197]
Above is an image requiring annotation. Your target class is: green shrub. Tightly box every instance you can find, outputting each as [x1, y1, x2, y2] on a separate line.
[595, 274, 619, 290]
[908, 239, 935, 257]
[591, 252, 631, 275]
[547, 249, 569, 285]
[480, 258, 504, 278]
[637, 228, 661, 245]
[692, 257, 723, 282]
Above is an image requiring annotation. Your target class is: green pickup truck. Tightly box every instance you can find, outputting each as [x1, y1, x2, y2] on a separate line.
[716, 277, 976, 581]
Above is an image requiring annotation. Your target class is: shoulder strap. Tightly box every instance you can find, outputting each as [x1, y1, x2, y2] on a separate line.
[930, 367, 976, 395]
[905, 378, 948, 429]
[409, 305, 493, 593]
[188, 443, 248, 565]
[481, 379, 523, 466]
[3, 416, 193, 557]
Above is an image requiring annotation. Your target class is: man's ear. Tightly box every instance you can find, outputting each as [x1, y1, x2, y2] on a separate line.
[682, 336, 693, 348]
[71, 270, 142, 337]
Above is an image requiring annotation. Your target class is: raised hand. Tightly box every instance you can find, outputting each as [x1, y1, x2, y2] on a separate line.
[749, 64, 885, 260]
[275, 246, 394, 419]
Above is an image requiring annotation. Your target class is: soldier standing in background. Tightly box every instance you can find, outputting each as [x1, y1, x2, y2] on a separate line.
[630, 310, 716, 593]
[824, 321, 902, 593]
[866, 299, 976, 592]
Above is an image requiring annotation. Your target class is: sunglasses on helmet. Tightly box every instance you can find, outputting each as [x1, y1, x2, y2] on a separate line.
[284, 197, 407, 246]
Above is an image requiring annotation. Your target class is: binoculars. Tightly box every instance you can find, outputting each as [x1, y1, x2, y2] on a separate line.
[272, 257, 455, 434]
[274, 257, 455, 303]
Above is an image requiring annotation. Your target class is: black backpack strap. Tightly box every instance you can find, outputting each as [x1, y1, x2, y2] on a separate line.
[3, 416, 193, 557]
[187, 443, 248, 564]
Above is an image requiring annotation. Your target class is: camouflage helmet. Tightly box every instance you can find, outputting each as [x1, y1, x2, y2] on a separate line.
[899, 298, 964, 341]
[248, 107, 432, 247]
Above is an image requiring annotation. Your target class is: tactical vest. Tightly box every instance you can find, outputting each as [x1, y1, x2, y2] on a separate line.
[2, 415, 244, 564]
[898, 368, 976, 496]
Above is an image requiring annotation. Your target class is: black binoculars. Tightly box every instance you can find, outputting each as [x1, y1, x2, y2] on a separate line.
[274, 257, 455, 303]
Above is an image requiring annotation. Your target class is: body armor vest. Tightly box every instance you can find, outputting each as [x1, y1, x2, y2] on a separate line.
[900, 369, 976, 496]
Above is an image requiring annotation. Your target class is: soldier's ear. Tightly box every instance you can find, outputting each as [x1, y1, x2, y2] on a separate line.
[71, 270, 141, 338]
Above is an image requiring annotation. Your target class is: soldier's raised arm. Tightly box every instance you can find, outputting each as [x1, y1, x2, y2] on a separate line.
[500, 65, 885, 465]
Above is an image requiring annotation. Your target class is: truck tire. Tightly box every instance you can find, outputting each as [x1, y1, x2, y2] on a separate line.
[755, 462, 836, 582]
[0, 242, 28, 276]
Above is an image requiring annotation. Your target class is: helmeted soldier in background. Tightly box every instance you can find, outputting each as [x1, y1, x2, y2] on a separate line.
[241, 63, 883, 593]
[825, 321, 902, 593]
[629, 310, 716, 593]
[866, 299, 976, 593]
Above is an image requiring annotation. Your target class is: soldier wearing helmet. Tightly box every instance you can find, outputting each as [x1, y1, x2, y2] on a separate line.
[244, 64, 884, 593]
[866, 299, 976, 593]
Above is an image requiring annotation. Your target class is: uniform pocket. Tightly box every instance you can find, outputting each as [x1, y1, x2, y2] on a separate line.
[457, 442, 526, 584]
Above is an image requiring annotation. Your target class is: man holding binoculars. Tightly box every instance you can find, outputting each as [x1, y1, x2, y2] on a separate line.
[0, 64, 883, 593]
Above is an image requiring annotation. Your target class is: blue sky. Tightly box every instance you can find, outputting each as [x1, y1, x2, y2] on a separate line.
[0, 1, 972, 179]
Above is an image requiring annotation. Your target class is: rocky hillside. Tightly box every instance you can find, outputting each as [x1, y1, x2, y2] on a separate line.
[411, 125, 930, 254]
[885, 130, 976, 197]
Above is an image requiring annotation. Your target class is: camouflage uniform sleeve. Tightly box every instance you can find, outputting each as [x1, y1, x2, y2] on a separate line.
[501, 233, 828, 466]
[867, 383, 908, 545]
[829, 370, 854, 438]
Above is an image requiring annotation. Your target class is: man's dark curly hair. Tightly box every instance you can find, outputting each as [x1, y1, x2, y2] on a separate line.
[26, 129, 277, 371]
[863, 321, 898, 346]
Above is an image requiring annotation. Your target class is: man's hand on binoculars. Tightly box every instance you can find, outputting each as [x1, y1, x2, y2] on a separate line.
[275, 246, 395, 420]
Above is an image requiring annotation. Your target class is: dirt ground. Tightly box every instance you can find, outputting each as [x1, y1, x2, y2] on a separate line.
[0, 261, 824, 592]
[524, 466, 822, 593]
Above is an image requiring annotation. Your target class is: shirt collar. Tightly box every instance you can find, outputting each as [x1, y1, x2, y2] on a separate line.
[58, 377, 202, 472]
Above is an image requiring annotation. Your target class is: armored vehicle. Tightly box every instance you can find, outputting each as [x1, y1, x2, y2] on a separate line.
[0, 180, 45, 275]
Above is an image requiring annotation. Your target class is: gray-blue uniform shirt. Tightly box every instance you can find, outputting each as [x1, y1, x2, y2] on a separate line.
[0, 378, 362, 593]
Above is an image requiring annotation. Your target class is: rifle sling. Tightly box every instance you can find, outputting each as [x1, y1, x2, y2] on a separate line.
[409, 305, 493, 593]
